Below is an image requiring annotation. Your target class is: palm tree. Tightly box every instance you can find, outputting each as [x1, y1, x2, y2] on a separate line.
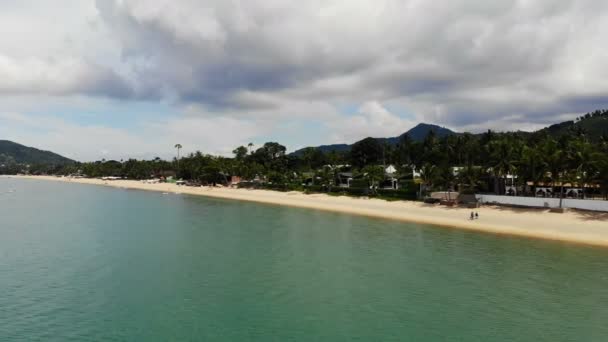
[318, 165, 334, 191]
[174, 144, 182, 173]
[247, 142, 254, 155]
[396, 134, 413, 167]
[419, 163, 438, 197]
[598, 155, 608, 199]
[568, 139, 600, 199]
[487, 138, 518, 194]
[361, 165, 385, 194]
[460, 133, 479, 168]
[436, 163, 455, 191]
[517, 145, 546, 196]
[458, 165, 482, 193]
[541, 139, 566, 207]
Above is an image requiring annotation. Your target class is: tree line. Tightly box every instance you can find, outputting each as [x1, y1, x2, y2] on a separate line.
[5, 111, 608, 199]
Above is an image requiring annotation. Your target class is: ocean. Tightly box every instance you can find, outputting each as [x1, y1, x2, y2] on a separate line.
[1, 178, 607, 341]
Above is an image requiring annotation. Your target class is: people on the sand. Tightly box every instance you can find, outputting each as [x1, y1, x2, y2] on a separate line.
[470, 212, 475, 220]
[475, 212, 479, 219]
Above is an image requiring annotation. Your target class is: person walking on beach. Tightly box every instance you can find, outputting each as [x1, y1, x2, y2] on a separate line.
[475, 212, 479, 220]
[470, 212, 475, 220]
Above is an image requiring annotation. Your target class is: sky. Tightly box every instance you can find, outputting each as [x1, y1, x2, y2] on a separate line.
[1, 0, 608, 161]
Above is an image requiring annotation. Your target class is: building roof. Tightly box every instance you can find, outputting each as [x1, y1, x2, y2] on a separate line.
[385, 165, 397, 174]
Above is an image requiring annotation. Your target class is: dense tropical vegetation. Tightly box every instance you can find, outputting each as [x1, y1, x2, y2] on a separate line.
[4, 109, 608, 200]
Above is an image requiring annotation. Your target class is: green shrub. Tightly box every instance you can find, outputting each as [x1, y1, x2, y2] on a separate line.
[305, 185, 325, 193]
[237, 182, 303, 192]
[376, 189, 417, 201]
[459, 187, 476, 195]
[398, 179, 418, 192]
[350, 179, 369, 188]
[237, 181, 417, 201]
[329, 187, 368, 196]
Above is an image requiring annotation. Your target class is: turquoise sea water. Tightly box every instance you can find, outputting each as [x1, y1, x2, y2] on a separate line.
[1, 178, 608, 341]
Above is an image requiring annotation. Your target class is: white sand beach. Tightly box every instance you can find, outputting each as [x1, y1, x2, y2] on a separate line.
[9, 175, 608, 247]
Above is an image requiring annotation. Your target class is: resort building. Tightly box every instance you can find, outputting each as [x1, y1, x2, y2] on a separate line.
[337, 172, 353, 188]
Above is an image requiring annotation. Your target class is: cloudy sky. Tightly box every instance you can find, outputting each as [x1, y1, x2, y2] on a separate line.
[1, 0, 607, 161]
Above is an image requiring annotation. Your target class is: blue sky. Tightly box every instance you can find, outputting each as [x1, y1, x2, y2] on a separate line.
[1, 0, 608, 161]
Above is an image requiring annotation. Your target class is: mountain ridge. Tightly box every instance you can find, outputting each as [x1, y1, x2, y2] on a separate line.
[291, 123, 457, 155]
[0, 140, 74, 166]
[291, 111, 608, 156]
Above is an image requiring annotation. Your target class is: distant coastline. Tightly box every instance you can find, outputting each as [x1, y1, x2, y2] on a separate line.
[6, 175, 608, 248]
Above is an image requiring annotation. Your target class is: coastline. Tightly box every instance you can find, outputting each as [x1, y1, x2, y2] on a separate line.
[6, 175, 608, 248]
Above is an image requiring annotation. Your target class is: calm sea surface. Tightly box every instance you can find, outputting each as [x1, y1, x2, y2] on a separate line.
[1, 178, 608, 341]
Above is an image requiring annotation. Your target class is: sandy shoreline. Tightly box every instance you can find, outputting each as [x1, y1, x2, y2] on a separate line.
[6, 175, 608, 248]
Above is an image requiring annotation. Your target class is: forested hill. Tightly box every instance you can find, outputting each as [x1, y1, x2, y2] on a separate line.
[0, 140, 74, 165]
[293, 110, 608, 156]
[292, 123, 457, 155]
[388, 123, 456, 143]
[538, 109, 608, 140]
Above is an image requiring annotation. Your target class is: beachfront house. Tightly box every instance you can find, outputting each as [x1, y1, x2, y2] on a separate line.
[380, 177, 399, 190]
[336, 172, 353, 188]
[302, 172, 316, 186]
[410, 167, 421, 180]
[476, 169, 519, 196]
[535, 186, 553, 197]
[566, 188, 583, 198]
[505, 174, 518, 196]
[530, 181, 599, 199]
[380, 165, 399, 190]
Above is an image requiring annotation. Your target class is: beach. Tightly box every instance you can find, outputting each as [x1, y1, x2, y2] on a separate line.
[8, 175, 608, 247]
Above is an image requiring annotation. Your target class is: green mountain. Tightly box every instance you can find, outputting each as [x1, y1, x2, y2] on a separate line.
[292, 123, 457, 155]
[383, 123, 457, 144]
[0, 140, 74, 166]
[293, 110, 608, 156]
[538, 109, 608, 140]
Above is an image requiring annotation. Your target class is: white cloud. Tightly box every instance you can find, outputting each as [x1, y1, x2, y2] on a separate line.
[2, 0, 608, 158]
[0, 110, 269, 161]
[92, 0, 608, 125]
[0, 55, 131, 97]
[0, 0, 128, 98]
[327, 101, 415, 143]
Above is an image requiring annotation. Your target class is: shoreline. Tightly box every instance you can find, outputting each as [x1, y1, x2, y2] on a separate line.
[6, 175, 608, 248]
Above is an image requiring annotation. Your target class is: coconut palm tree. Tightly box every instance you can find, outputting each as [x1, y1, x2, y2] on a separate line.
[174, 144, 182, 159]
[487, 138, 518, 194]
[419, 163, 438, 197]
[541, 138, 566, 207]
[301, 147, 316, 172]
[458, 165, 482, 193]
[174, 144, 182, 172]
[318, 165, 334, 191]
[361, 165, 385, 194]
[568, 139, 600, 198]
[597, 155, 608, 199]
[517, 145, 546, 196]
